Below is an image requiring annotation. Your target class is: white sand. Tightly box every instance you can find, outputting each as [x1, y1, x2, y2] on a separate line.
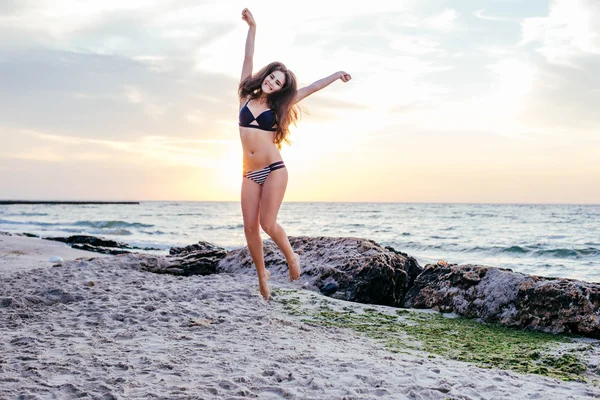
[1, 235, 599, 399]
[0, 234, 110, 274]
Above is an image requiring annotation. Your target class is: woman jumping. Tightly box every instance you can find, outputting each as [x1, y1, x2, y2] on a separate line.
[238, 8, 351, 300]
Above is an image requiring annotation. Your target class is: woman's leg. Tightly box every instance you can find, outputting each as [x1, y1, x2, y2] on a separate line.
[241, 177, 271, 300]
[260, 168, 301, 281]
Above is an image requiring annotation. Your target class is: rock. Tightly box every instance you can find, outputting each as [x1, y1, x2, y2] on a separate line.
[320, 282, 338, 296]
[20, 233, 39, 238]
[0, 297, 12, 308]
[45, 234, 133, 254]
[49, 256, 63, 263]
[43, 234, 162, 254]
[403, 263, 600, 339]
[71, 243, 130, 255]
[94, 241, 228, 276]
[169, 241, 225, 256]
[219, 236, 422, 307]
[167, 241, 227, 275]
[45, 235, 128, 248]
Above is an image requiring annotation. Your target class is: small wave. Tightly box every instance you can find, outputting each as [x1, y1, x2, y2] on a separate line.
[96, 229, 132, 236]
[205, 224, 244, 231]
[403, 241, 448, 251]
[141, 230, 167, 235]
[502, 245, 529, 254]
[465, 213, 497, 218]
[62, 228, 88, 233]
[0, 219, 58, 227]
[73, 220, 153, 229]
[401, 232, 411, 236]
[176, 213, 203, 216]
[471, 245, 600, 259]
[6, 212, 49, 217]
[404, 243, 600, 260]
[535, 248, 600, 258]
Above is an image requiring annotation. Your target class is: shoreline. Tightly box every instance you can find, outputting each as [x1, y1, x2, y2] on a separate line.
[0, 234, 111, 274]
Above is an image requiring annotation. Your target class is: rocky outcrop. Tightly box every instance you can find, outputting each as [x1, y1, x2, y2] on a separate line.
[44, 235, 160, 255]
[166, 241, 228, 275]
[403, 263, 600, 338]
[218, 236, 422, 307]
[104, 241, 228, 276]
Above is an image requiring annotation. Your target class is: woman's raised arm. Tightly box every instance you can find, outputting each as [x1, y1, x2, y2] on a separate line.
[295, 71, 352, 103]
[240, 8, 256, 84]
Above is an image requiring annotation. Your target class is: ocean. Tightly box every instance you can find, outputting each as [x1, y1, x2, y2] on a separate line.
[1, 202, 598, 282]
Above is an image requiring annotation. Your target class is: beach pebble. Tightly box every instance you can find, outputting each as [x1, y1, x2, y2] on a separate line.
[320, 282, 338, 296]
[49, 256, 63, 263]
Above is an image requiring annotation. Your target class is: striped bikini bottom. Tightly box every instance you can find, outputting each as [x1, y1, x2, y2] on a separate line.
[244, 161, 286, 186]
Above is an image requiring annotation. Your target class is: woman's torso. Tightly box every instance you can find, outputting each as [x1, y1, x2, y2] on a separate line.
[238, 97, 282, 173]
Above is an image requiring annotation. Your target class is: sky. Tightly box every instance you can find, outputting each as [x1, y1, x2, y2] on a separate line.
[0, 0, 599, 203]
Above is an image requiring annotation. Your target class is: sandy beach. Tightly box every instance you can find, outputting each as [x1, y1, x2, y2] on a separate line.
[0, 234, 111, 274]
[1, 235, 599, 399]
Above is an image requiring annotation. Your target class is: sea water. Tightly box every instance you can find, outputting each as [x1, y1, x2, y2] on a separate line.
[1, 202, 598, 282]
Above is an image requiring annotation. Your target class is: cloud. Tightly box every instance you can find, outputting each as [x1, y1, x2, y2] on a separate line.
[389, 36, 445, 56]
[0, 47, 241, 140]
[424, 9, 459, 32]
[519, 0, 600, 68]
[0, 127, 239, 169]
[474, 9, 518, 23]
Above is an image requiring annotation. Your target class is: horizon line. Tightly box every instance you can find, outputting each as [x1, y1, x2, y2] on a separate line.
[1, 199, 599, 206]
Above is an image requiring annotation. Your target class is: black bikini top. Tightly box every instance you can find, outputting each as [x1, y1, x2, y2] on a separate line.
[239, 99, 277, 132]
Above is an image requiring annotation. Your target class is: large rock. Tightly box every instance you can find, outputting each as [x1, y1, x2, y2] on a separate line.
[43, 234, 160, 254]
[403, 263, 600, 338]
[218, 236, 422, 307]
[166, 241, 228, 275]
[45, 235, 127, 248]
[77, 241, 228, 276]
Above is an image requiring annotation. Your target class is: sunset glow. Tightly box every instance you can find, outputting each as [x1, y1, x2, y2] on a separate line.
[1, 0, 599, 203]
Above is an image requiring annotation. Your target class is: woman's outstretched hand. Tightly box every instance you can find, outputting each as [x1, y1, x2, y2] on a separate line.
[338, 71, 352, 83]
[241, 8, 256, 28]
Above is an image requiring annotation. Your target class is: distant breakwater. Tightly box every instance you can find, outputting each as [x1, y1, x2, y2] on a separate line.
[0, 201, 139, 205]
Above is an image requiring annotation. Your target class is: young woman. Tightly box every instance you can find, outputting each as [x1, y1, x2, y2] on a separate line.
[239, 8, 351, 301]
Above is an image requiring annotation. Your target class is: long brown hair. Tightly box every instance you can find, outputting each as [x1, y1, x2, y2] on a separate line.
[238, 61, 300, 149]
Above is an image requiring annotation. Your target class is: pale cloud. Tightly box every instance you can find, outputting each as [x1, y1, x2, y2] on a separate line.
[424, 9, 459, 32]
[389, 36, 444, 56]
[380, 57, 538, 140]
[377, 8, 460, 35]
[10, 147, 64, 162]
[124, 85, 143, 104]
[474, 9, 518, 23]
[2, 128, 237, 169]
[519, 0, 600, 68]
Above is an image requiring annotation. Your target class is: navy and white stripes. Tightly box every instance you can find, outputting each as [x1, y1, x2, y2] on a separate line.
[244, 161, 286, 185]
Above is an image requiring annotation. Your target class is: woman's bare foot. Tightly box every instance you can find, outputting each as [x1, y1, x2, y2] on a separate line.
[288, 253, 301, 281]
[259, 269, 271, 300]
